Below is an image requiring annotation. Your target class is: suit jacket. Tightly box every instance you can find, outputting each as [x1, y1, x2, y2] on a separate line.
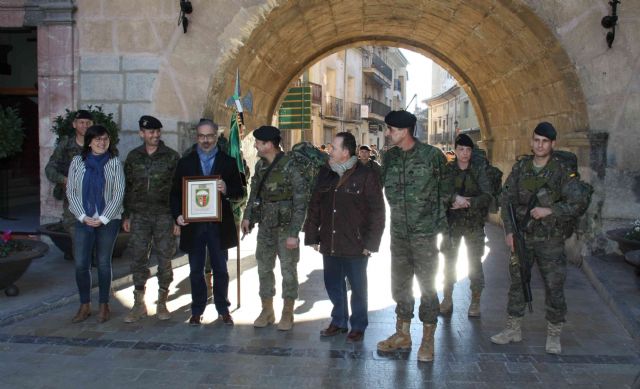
[170, 147, 243, 252]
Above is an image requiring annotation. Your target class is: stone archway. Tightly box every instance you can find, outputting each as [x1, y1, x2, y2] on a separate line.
[204, 0, 589, 170]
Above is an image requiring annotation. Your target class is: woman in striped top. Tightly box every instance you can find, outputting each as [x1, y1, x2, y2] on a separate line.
[66, 125, 125, 323]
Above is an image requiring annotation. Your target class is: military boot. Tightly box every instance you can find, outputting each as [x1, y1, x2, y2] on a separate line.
[124, 289, 147, 323]
[490, 316, 523, 344]
[277, 298, 295, 331]
[254, 298, 275, 328]
[377, 318, 412, 352]
[467, 290, 481, 317]
[156, 288, 171, 321]
[439, 285, 453, 316]
[417, 323, 437, 362]
[545, 321, 563, 354]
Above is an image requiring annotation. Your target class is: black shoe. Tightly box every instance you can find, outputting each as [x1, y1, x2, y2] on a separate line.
[188, 315, 202, 326]
[320, 324, 348, 337]
[346, 330, 364, 343]
[219, 313, 234, 326]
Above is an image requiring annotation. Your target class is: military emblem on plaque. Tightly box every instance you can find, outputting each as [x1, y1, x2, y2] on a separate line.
[182, 176, 221, 222]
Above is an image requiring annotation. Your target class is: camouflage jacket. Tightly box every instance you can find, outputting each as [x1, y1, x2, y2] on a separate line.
[382, 141, 452, 237]
[45, 136, 83, 200]
[445, 160, 493, 229]
[243, 152, 307, 237]
[500, 153, 589, 241]
[123, 141, 180, 218]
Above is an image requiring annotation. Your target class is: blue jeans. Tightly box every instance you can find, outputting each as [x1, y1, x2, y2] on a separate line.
[188, 223, 230, 316]
[323, 255, 369, 332]
[74, 219, 121, 304]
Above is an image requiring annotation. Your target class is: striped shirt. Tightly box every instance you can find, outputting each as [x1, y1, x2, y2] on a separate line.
[66, 155, 125, 224]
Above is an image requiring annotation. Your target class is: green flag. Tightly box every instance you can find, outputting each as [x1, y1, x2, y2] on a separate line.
[228, 113, 244, 175]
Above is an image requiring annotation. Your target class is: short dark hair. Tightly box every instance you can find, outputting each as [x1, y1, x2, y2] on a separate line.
[336, 132, 356, 157]
[268, 137, 281, 148]
[82, 125, 117, 159]
[196, 118, 219, 132]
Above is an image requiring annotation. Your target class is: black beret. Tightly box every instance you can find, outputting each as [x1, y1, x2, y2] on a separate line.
[384, 110, 416, 129]
[75, 110, 93, 120]
[359, 145, 371, 151]
[534, 122, 557, 140]
[455, 134, 474, 149]
[139, 115, 162, 130]
[253, 125, 280, 141]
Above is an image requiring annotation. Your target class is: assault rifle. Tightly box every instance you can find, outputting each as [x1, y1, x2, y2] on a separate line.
[508, 202, 533, 313]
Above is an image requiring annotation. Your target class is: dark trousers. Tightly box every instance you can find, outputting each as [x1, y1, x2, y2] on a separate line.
[187, 223, 230, 316]
[74, 219, 121, 304]
[323, 255, 369, 332]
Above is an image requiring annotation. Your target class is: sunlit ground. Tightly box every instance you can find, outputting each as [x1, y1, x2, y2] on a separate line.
[114, 202, 490, 326]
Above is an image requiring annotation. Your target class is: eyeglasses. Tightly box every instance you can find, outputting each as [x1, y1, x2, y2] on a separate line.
[197, 134, 217, 140]
[92, 136, 110, 143]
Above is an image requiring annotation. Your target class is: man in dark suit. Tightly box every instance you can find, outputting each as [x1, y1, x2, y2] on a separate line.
[170, 119, 244, 326]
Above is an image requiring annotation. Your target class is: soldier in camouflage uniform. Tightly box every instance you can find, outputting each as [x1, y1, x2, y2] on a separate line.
[440, 134, 493, 317]
[491, 122, 590, 354]
[376, 110, 452, 363]
[45, 110, 94, 259]
[241, 126, 307, 331]
[122, 116, 180, 323]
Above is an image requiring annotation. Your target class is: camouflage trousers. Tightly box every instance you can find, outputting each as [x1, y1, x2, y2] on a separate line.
[507, 239, 567, 324]
[256, 225, 299, 300]
[127, 212, 176, 290]
[441, 226, 486, 293]
[390, 233, 440, 324]
[62, 201, 76, 259]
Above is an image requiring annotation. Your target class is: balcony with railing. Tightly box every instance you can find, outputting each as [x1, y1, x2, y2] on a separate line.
[344, 101, 361, 122]
[362, 52, 392, 87]
[363, 97, 391, 120]
[310, 82, 322, 105]
[324, 95, 344, 119]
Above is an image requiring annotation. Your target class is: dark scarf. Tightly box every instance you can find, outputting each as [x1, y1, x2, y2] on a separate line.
[82, 152, 109, 218]
[197, 145, 218, 175]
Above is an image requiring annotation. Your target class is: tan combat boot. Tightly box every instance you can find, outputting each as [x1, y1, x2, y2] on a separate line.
[253, 297, 276, 328]
[439, 285, 453, 316]
[124, 289, 147, 323]
[156, 288, 171, 321]
[277, 298, 295, 331]
[377, 318, 412, 352]
[545, 321, 563, 354]
[467, 290, 481, 317]
[490, 316, 523, 344]
[417, 323, 437, 362]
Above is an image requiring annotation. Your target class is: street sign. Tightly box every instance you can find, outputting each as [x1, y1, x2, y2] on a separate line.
[279, 86, 311, 130]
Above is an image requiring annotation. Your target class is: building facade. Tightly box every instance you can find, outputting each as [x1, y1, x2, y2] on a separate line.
[425, 64, 480, 151]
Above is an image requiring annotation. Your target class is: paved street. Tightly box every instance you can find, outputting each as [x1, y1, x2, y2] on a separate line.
[0, 223, 638, 388]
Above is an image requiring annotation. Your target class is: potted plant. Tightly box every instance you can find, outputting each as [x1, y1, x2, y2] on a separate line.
[0, 231, 49, 296]
[0, 106, 24, 160]
[606, 219, 640, 254]
[50, 105, 120, 145]
[0, 106, 25, 217]
[38, 222, 131, 260]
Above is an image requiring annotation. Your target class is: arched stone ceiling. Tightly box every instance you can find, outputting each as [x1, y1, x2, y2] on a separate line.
[205, 0, 589, 157]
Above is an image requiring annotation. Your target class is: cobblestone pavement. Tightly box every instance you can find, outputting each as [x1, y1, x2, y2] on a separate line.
[0, 224, 638, 388]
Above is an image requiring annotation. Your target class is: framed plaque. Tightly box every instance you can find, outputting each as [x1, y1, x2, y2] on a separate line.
[182, 176, 222, 222]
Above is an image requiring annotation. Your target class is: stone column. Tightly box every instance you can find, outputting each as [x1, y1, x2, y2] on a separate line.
[25, 1, 76, 223]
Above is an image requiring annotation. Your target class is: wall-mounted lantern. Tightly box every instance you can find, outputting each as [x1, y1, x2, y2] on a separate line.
[601, 0, 620, 48]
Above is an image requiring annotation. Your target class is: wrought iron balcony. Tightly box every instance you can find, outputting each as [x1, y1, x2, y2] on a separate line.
[344, 101, 361, 121]
[364, 97, 391, 118]
[362, 53, 392, 86]
[324, 95, 344, 119]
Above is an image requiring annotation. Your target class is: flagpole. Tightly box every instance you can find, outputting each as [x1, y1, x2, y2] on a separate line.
[236, 222, 241, 309]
